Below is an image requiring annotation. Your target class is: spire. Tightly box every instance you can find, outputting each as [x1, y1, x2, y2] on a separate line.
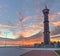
[45, 5, 47, 9]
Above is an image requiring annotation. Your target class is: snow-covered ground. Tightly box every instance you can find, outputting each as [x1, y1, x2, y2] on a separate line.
[0, 47, 31, 56]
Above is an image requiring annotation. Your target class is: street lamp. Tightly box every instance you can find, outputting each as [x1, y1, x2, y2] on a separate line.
[4, 31, 9, 47]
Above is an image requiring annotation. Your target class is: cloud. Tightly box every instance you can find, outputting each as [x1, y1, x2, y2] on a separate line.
[42, 12, 60, 21]
[34, 15, 43, 20]
[51, 21, 60, 35]
[34, 14, 56, 21]
[49, 14, 56, 20]
[57, 12, 60, 15]
[21, 29, 35, 37]
[31, 24, 43, 29]
[51, 21, 60, 26]
[0, 29, 3, 34]
[15, 21, 43, 38]
[19, 14, 42, 23]
[20, 16, 32, 22]
[18, 12, 58, 23]
[14, 31, 21, 38]
[51, 26, 60, 36]
[0, 24, 15, 28]
[51, 34, 60, 38]
[21, 28, 40, 37]
[20, 22, 43, 37]
[29, 22, 43, 30]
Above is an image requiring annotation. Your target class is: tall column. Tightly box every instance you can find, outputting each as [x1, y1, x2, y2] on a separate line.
[42, 6, 50, 45]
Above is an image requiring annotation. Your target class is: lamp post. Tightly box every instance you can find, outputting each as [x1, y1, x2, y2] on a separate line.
[4, 31, 9, 47]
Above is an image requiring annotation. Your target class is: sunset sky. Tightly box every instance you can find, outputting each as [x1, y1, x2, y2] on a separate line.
[0, 0, 60, 43]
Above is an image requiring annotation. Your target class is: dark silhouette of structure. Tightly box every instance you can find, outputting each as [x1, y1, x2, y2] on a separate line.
[42, 6, 50, 45]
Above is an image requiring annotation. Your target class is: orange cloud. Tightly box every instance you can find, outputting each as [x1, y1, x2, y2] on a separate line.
[14, 31, 21, 37]
[21, 28, 40, 37]
[49, 14, 56, 20]
[21, 29, 34, 37]
[18, 11, 60, 23]
[57, 12, 60, 15]
[32, 25, 42, 29]
[0, 24, 15, 28]
[0, 36, 60, 46]
[49, 12, 60, 17]
[34, 14, 56, 21]
[16, 21, 43, 37]
[20, 16, 32, 22]
[14, 23, 43, 38]
[30, 24, 43, 30]
[0, 29, 3, 34]
[34, 15, 43, 20]
[51, 21, 60, 26]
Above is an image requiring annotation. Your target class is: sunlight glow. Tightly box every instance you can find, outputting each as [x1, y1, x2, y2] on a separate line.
[0, 29, 16, 39]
